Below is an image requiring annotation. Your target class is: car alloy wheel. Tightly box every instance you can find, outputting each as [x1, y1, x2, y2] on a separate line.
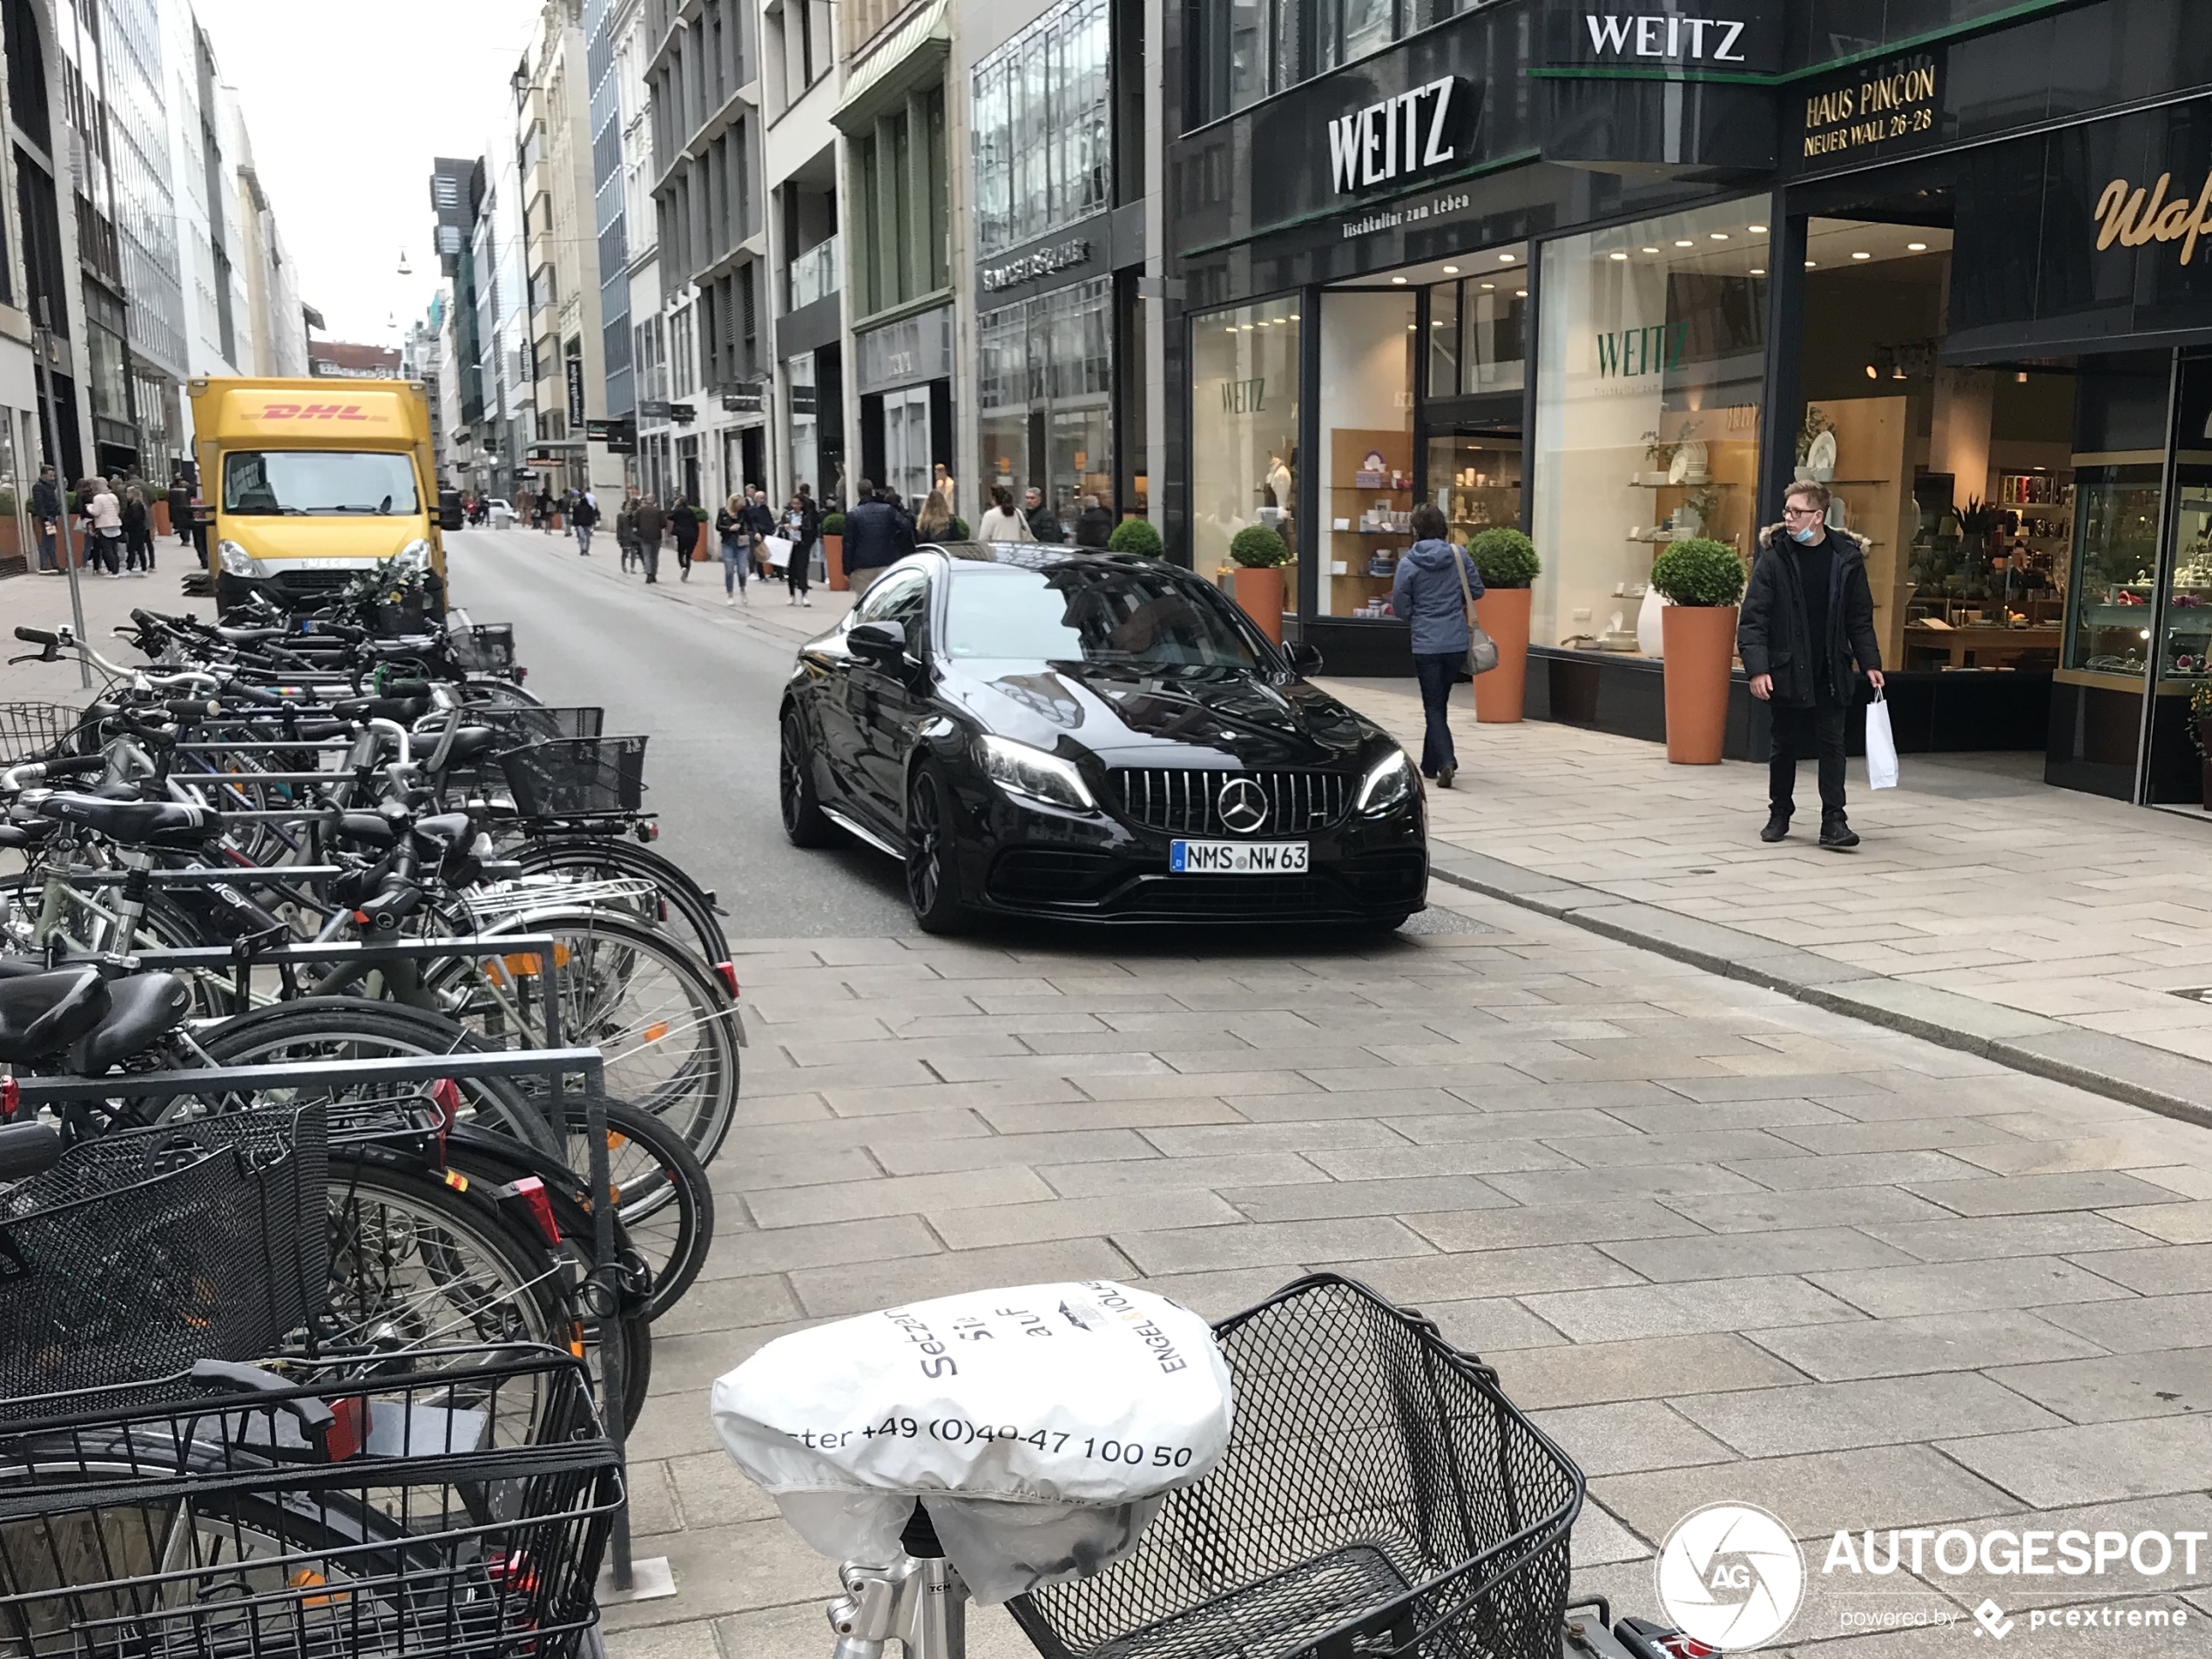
[905, 765, 969, 934]
[779, 711, 836, 847]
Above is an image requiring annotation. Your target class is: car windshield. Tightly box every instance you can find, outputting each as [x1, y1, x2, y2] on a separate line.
[223, 451, 419, 516]
[945, 563, 1261, 669]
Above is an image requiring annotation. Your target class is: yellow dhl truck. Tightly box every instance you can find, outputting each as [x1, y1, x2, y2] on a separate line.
[187, 376, 462, 617]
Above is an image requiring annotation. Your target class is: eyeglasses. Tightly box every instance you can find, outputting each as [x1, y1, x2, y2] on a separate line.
[1782, 505, 1824, 519]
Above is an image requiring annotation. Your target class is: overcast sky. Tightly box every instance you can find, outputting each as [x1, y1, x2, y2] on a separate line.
[191, 0, 543, 346]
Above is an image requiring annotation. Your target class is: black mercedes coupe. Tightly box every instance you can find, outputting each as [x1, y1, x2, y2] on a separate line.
[778, 543, 1427, 932]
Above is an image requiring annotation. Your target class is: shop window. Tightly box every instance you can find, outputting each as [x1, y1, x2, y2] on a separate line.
[1424, 247, 1527, 399]
[972, 0, 1109, 260]
[975, 279, 1116, 521]
[1317, 288, 1414, 618]
[1191, 295, 1299, 581]
[1532, 201, 1766, 654]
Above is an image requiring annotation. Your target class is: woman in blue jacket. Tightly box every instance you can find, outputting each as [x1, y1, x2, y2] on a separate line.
[1389, 501, 1483, 789]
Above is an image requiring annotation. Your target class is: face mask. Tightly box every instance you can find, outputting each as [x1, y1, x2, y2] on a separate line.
[1791, 524, 1820, 544]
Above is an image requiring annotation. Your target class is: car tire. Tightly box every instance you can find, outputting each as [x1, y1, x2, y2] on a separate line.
[905, 762, 972, 935]
[780, 709, 838, 847]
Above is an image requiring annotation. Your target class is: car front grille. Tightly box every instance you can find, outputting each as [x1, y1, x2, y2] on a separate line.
[268, 570, 358, 591]
[1111, 769, 1350, 836]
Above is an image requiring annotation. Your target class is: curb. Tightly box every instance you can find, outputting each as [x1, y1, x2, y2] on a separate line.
[1426, 846, 2212, 1134]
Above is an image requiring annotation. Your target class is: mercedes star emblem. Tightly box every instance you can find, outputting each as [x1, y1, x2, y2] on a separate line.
[1217, 777, 1270, 834]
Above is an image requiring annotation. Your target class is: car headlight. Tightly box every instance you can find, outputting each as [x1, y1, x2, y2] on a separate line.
[1356, 749, 1416, 816]
[217, 539, 259, 577]
[393, 538, 433, 572]
[977, 734, 1096, 812]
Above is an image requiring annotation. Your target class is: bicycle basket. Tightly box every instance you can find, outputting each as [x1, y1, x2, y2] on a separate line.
[476, 704, 604, 745]
[0, 1105, 328, 1409]
[1009, 1275, 1582, 1659]
[0, 703, 84, 766]
[0, 1345, 620, 1659]
[496, 737, 646, 819]
[451, 622, 518, 676]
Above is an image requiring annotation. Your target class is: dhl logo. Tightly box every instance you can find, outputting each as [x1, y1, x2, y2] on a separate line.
[256, 402, 375, 421]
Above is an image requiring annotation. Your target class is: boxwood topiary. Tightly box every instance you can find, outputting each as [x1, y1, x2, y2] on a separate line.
[1468, 527, 1540, 589]
[1229, 524, 1289, 568]
[1107, 516, 1163, 558]
[819, 511, 845, 536]
[1649, 536, 1746, 608]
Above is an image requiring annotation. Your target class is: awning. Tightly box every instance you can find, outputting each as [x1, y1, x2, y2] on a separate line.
[832, 0, 949, 134]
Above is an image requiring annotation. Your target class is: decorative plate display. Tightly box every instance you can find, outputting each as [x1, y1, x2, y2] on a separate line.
[1805, 430, 1838, 482]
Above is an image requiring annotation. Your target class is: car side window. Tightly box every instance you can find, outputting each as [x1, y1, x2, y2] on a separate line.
[856, 568, 930, 636]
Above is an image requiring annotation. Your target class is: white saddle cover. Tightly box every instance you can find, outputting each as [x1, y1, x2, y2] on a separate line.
[710, 1280, 1234, 1602]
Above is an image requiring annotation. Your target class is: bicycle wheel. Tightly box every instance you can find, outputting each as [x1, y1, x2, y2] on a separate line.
[506, 836, 732, 966]
[460, 678, 544, 711]
[435, 908, 740, 1165]
[559, 1096, 715, 1321]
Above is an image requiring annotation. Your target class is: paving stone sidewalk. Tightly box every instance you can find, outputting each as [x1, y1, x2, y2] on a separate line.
[604, 889, 2212, 1658]
[1321, 677, 2212, 1127]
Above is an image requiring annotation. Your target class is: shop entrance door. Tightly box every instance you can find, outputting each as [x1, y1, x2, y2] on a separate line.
[882, 387, 932, 509]
[2136, 353, 2212, 807]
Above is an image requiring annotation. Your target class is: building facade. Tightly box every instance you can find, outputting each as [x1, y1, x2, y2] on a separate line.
[757, 0, 841, 511]
[1162, 0, 2212, 813]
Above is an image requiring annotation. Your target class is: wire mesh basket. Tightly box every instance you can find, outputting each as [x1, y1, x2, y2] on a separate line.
[0, 1105, 327, 1409]
[1009, 1275, 1582, 1659]
[475, 705, 604, 745]
[0, 702, 86, 766]
[496, 737, 647, 820]
[0, 1344, 621, 1659]
[451, 622, 518, 677]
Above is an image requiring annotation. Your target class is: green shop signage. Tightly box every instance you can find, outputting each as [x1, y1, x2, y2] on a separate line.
[1596, 323, 1687, 377]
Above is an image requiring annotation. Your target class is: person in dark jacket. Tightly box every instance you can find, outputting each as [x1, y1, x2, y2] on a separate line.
[616, 490, 639, 571]
[782, 489, 820, 606]
[1738, 481, 1885, 849]
[669, 495, 701, 579]
[1022, 486, 1062, 543]
[120, 485, 154, 575]
[1072, 494, 1114, 549]
[633, 494, 666, 583]
[840, 479, 915, 598]
[30, 465, 61, 573]
[570, 489, 598, 555]
[166, 473, 193, 548]
[738, 486, 777, 577]
[1389, 502, 1484, 788]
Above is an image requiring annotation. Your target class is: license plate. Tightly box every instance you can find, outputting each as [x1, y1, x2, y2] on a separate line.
[1170, 840, 1309, 874]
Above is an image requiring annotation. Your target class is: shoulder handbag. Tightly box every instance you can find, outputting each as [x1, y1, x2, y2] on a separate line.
[1453, 548, 1501, 676]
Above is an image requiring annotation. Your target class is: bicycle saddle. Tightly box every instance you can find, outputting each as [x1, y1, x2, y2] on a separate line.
[37, 793, 221, 848]
[0, 819, 57, 850]
[67, 972, 190, 1074]
[0, 967, 110, 1062]
[435, 727, 503, 767]
[214, 625, 290, 644]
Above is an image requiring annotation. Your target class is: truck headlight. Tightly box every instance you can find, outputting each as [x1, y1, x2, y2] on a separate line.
[217, 540, 258, 577]
[393, 539, 433, 573]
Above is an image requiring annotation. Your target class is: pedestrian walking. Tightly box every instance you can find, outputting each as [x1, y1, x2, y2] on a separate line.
[31, 464, 62, 574]
[1389, 501, 1484, 790]
[915, 484, 955, 543]
[716, 493, 750, 606]
[633, 493, 665, 583]
[739, 485, 776, 577]
[1072, 493, 1114, 549]
[1022, 485, 1062, 543]
[1739, 481, 1885, 850]
[120, 484, 154, 576]
[933, 462, 957, 518]
[166, 470, 194, 549]
[670, 494, 701, 580]
[84, 478, 124, 578]
[977, 484, 1031, 543]
[840, 478, 914, 599]
[571, 488, 598, 556]
[616, 490, 640, 572]
[783, 487, 819, 607]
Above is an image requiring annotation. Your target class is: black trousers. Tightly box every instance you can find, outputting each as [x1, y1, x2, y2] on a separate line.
[1412, 651, 1464, 774]
[1769, 696, 1848, 818]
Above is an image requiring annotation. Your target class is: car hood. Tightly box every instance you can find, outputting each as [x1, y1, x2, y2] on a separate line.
[941, 658, 1379, 768]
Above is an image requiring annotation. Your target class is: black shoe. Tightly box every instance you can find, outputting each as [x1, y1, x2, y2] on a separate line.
[1437, 765, 1456, 789]
[1819, 816, 1860, 850]
[1760, 812, 1791, 843]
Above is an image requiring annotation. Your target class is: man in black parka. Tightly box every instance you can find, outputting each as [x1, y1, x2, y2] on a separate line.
[1737, 481, 1886, 849]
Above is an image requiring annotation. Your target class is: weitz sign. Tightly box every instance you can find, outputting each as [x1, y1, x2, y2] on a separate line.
[1326, 78, 1469, 196]
[1546, 3, 1779, 73]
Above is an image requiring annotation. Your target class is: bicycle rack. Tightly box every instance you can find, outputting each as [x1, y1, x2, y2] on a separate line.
[14, 934, 665, 1601]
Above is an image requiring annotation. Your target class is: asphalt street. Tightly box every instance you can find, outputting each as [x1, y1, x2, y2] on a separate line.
[445, 527, 915, 939]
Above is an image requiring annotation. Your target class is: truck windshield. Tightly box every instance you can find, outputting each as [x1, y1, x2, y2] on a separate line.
[223, 451, 419, 516]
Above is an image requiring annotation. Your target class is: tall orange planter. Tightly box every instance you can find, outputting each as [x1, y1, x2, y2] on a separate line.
[1234, 565, 1285, 644]
[1472, 587, 1532, 723]
[823, 534, 846, 591]
[1660, 604, 1739, 765]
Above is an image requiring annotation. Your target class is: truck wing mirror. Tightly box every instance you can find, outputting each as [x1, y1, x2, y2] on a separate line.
[438, 489, 464, 532]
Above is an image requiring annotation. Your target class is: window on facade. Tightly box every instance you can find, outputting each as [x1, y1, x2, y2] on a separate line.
[1533, 199, 1767, 656]
[1192, 0, 1468, 125]
[853, 88, 948, 320]
[971, 0, 1109, 260]
[1191, 295, 1300, 581]
[977, 278, 1114, 521]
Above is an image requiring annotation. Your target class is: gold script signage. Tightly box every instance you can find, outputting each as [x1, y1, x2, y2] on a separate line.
[2094, 172, 2212, 265]
[1797, 50, 1942, 171]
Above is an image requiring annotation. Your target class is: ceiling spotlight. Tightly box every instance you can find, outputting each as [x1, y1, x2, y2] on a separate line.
[1499, 253, 1516, 263]
[1480, 281, 1494, 290]
[1675, 239, 1695, 247]
[1240, 322, 1253, 330]
[1441, 265, 1458, 274]
[1750, 266, 1766, 275]
[2017, 370, 2030, 383]
[1907, 241, 1928, 251]
[1642, 246, 1660, 253]
[1892, 363, 1908, 381]
[1749, 224, 1768, 233]
[1224, 327, 1238, 334]
[1288, 313, 1299, 320]
[1865, 364, 1879, 380]
[1851, 251, 1871, 260]
[1391, 275, 1406, 284]
[1805, 260, 1817, 268]
[1710, 232, 1730, 240]
[1407, 323, 1417, 331]
[1515, 289, 1527, 297]
[1609, 251, 1629, 261]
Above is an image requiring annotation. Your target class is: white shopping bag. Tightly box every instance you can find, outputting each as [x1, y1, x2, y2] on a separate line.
[760, 535, 795, 570]
[1865, 690, 1899, 790]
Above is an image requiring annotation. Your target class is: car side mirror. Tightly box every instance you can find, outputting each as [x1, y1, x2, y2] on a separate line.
[1285, 640, 1324, 675]
[847, 619, 907, 664]
[438, 489, 465, 532]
